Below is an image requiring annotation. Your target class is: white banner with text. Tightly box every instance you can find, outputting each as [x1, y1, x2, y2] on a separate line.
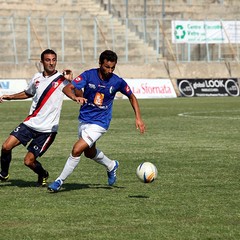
[172, 20, 240, 44]
[123, 79, 177, 99]
[0, 78, 177, 100]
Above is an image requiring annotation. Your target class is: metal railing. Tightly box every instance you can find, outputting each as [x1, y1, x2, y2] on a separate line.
[0, 15, 239, 64]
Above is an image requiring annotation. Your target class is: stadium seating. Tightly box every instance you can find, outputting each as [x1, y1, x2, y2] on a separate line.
[0, 0, 240, 79]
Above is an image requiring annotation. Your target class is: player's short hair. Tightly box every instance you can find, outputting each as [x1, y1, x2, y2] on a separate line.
[99, 50, 118, 64]
[41, 49, 57, 61]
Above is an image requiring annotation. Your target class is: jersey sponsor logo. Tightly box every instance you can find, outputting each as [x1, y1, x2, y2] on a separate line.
[74, 76, 83, 82]
[125, 85, 131, 93]
[33, 145, 39, 150]
[98, 84, 106, 88]
[94, 92, 104, 106]
[88, 83, 96, 89]
[52, 82, 59, 88]
[35, 80, 40, 88]
[109, 86, 115, 94]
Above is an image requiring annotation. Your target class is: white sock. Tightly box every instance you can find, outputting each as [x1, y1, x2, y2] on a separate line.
[92, 149, 115, 171]
[57, 154, 81, 181]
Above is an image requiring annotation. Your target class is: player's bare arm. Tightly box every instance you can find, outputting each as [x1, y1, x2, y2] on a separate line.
[63, 83, 87, 104]
[128, 93, 146, 134]
[0, 91, 32, 103]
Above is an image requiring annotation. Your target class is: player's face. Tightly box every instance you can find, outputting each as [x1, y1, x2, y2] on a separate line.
[99, 60, 116, 80]
[42, 53, 57, 76]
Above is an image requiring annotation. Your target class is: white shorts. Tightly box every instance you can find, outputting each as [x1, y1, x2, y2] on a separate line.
[78, 122, 107, 147]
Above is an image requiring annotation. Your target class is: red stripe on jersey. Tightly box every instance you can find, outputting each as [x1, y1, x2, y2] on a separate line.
[24, 76, 65, 122]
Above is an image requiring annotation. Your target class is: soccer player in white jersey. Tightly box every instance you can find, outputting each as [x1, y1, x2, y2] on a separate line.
[48, 50, 145, 192]
[0, 49, 72, 187]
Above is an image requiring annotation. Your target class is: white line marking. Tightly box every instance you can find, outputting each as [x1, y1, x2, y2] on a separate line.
[178, 110, 240, 120]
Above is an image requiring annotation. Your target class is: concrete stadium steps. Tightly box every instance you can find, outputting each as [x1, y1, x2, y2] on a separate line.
[0, 0, 159, 63]
[105, 0, 240, 61]
[0, 0, 239, 64]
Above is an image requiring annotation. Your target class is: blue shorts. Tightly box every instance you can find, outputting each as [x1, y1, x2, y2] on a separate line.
[10, 123, 57, 158]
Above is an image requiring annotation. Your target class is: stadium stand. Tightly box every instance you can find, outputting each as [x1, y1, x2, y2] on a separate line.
[0, 0, 240, 79]
[0, 0, 158, 64]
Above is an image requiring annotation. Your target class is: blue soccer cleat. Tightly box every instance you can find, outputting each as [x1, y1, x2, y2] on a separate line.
[48, 179, 63, 192]
[107, 160, 119, 186]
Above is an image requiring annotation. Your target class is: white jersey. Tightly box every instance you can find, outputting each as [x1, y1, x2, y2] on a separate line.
[23, 71, 69, 133]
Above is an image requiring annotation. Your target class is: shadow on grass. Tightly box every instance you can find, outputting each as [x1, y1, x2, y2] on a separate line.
[128, 195, 150, 199]
[53, 183, 124, 193]
[0, 179, 124, 192]
[0, 179, 37, 187]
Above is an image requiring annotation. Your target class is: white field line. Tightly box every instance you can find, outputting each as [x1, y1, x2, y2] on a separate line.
[178, 110, 240, 120]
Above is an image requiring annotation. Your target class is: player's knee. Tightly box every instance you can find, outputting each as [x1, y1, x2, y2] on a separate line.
[24, 156, 34, 167]
[71, 149, 82, 158]
[2, 142, 12, 152]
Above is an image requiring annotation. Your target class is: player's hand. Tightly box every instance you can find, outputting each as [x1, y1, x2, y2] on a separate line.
[74, 96, 87, 105]
[0, 95, 10, 103]
[136, 119, 146, 134]
[63, 69, 73, 81]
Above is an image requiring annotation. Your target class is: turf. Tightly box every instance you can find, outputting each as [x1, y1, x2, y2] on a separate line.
[0, 97, 239, 240]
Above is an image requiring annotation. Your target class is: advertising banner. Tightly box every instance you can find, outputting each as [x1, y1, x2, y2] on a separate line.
[172, 20, 240, 44]
[177, 78, 239, 97]
[1, 78, 177, 100]
[123, 79, 177, 99]
[0, 79, 28, 95]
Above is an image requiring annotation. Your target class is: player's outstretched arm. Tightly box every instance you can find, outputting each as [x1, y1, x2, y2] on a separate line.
[128, 93, 146, 134]
[63, 83, 87, 105]
[0, 91, 32, 103]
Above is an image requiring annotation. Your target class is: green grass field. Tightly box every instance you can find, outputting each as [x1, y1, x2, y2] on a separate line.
[0, 97, 239, 240]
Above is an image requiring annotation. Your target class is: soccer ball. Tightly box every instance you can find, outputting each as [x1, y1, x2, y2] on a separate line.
[136, 162, 158, 183]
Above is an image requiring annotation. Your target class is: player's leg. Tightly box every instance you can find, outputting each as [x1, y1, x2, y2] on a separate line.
[0, 135, 21, 181]
[48, 138, 88, 192]
[1, 123, 38, 181]
[59, 138, 88, 180]
[85, 144, 119, 186]
[26, 132, 56, 187]
[48, 123, 100, 192]
[82, 125, 118, 186]
[85, 144, 115, 172]
[24, 152, 49, 187]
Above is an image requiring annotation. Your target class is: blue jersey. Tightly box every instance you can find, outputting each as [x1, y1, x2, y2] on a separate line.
[72, 68, 132, 129]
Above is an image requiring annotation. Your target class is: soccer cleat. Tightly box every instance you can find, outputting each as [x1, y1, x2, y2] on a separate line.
[36, 170, 49, 187]
[107, 160, 119, 186]
[0, 173, 9, 182]
[47, 179, 63, 192]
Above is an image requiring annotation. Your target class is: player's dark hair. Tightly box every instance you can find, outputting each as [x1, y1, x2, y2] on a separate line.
[99, 50, 118, 64]
[41, 49, 57, 61]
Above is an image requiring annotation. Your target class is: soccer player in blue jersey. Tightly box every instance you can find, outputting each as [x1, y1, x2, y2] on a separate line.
[48, 50, 146, 192]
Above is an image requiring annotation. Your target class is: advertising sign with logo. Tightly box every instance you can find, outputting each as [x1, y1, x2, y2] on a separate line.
[0, 79, 72, 101]
[172, 20, 240, 44]
[0, 79, 28, 95]
[123, 79, 177, 99]
[177, 78, 239, 97]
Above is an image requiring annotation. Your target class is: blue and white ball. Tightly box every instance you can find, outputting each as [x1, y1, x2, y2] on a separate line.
[136, 162, 158, 183]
